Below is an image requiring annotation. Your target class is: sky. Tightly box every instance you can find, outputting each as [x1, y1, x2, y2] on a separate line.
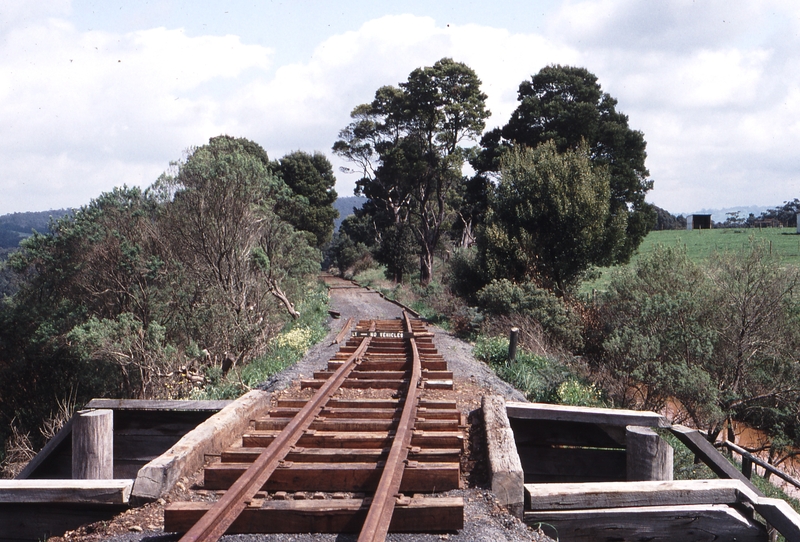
[1, 0, 799, 216]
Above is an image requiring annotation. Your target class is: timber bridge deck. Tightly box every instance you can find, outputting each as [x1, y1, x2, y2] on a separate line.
[163, 313, 466, 540]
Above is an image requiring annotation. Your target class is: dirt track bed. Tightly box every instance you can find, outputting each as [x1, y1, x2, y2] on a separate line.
[51, 281, 551, 542]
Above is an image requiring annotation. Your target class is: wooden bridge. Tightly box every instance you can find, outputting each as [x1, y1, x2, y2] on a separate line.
[4, 276, 800, 540]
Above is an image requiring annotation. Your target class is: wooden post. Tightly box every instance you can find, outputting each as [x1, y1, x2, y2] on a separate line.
[72, 409, 113, 480]
[626, 426, 673, 481]
[508, 327, 519, 364]
[742, 456, 753, 480]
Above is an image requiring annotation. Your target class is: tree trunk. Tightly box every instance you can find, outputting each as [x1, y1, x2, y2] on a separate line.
[419, 252, 433, 286]
[268, 280, 300, 319]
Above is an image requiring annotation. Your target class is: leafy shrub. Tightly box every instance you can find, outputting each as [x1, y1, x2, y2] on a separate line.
[473, 335, 510, 365]
[555, 379, 604, 407]
[446, 247, 486, 301]
[476, 279, 583, 350]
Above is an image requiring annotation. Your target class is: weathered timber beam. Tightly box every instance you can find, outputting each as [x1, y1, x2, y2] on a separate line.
[525, 479, 747, 511]
[422, 380, 454, 390]
[482, 395, 524, 518]
[242, 430, 464, 450]
[750, 497, 800, 542]
[669, 425, 763, 497]
[506, 401, 669, 428]
[275, 398, 456, 410]
[327, 360, 448, 371]
[263, 407, 460, 420]
[132, 390, 271, 501]
[254, 418, 459, 432]
[312, 370, 454, 380]
[221, 447, 462, 464]
[203, 462, 460, 493]
[0, 479, 133, 505]
[301, 379, 406, 390]
[164, 497, 464, 534]
[525, 504, 767, 542]
[84, 399, 232, 411]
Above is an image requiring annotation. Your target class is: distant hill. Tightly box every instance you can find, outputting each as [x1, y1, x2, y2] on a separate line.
[0, 209, 71, 249]
[333, 196, 366, 231]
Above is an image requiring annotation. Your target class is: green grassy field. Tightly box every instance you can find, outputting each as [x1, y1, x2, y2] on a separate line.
[582, 226, 800, 294]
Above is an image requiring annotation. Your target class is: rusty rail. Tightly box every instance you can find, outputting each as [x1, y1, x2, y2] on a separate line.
[178, 323, 375, 542]
[358, 312, 422, 542]
[331, 316, 354, 345]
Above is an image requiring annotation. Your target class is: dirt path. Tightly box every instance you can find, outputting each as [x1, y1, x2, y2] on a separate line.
[54, 283, 550, 542]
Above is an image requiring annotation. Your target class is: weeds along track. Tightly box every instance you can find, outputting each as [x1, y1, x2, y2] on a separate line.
[164, 312, 465, 541]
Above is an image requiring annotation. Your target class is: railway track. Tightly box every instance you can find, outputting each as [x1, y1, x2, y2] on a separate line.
[163, 312, 465, 540]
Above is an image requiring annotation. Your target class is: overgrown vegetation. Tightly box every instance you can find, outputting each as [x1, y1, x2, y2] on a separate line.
[473, 335, 602, 406]
[191, 287, 329, 400]
[0, 136, 335, 460]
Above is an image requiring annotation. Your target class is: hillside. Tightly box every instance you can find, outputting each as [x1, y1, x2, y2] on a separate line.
[333, 196, 366, 231]
[0, 209, 71, 249]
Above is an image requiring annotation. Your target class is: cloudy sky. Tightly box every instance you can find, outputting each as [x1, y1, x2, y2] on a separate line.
[1, 0, 799, 215]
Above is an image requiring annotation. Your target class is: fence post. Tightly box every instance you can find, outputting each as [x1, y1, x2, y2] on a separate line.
[742, 456, 753, 479]
[508, 327, 519, 364]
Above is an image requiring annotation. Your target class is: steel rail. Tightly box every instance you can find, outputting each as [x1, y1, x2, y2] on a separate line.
[331, 317, 354, 345]
[358, 312, 422, 542]
[178, 323, 375, 542]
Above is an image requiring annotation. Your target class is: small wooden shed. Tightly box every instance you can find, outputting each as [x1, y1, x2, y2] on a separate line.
[686, 214, 712, 230]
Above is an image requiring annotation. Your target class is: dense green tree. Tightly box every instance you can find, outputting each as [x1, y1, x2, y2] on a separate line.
[0, 187, 163, 446]
[481, 142, 626, 296]
[599, 245, 717, 415]
[334, 58, 490, 284]
[154, 136, 319, 357]
[273, 151, 338, 247]
[324, 212, 377, 277]
[652, 205, 684, 230]
[475, 65, 654, 262]
[759, 199, 800, 227]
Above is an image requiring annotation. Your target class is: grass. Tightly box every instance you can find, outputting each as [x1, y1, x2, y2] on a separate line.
[583, 227, 800, 293]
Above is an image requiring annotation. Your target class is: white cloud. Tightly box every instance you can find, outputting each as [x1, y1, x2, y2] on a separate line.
[0, 0, 70, 32]
[3, 4, 800, 215]
[0, 17, 274, 212]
